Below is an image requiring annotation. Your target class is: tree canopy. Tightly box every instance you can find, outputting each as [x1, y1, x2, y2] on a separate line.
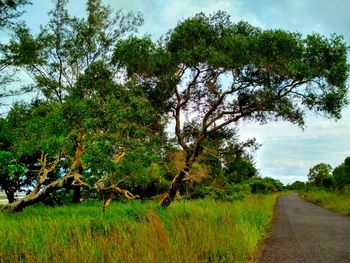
[0, 0, 163, 211]
[0, 0, 30, 28]
[113, 11, 349, 207]
[2, 0, 143, 102]
[333, 157, 350, 189]
[308, 163, 334, 188]
[0, 0, 31, 106]
[0, 6, 349, 210]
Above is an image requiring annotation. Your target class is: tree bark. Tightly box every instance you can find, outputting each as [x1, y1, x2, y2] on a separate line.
[1, 149, 134, 213]
[160, 164, 191, 208]
[5, 190, 15, 204]
[72, 165, 84, 203]
[160, 135, 204, 208]
[72, 187, 81, 203]
[2, 174, 77, 212]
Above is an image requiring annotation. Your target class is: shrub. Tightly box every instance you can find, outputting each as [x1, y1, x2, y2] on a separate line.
[192, 186, 227, 200]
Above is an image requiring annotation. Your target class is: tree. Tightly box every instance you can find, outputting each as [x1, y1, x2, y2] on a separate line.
[225, 157, 256, 183]
[333, 157, 350, 189]
[2, 0, 143, 102]
[0, 150, 26, 203]
[0, 0, 31, 107]
[0, 0, 164, 211]
[113, 11, 349, 207]
[0, 117, 32, 203]
[2, 60, 166, 211]
[308, 163, 334, 188]
[0, 0, 30, 28]
[222, 136, 260, 183]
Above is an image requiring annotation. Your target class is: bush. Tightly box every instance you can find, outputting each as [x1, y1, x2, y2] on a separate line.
[43, 189, 73, 207]
[287, 181, 306, 191]
[249, 177, 283, 194]
[122, 163, 170, 198]
[192, 186, 228, 200]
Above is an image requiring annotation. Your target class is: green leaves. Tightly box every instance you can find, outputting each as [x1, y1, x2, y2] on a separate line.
[166, 12, 233, 67]
[308, 163, 333, 187]
[0, 150, 26, 196]
[113, 36, 155, 75]
[0, 0, 30, 28]
[8, 163, 25, 179]
[4, 25, 47, 66]
[5, 59, 166, 187]
[2, 0, 144, 102]
[333, 157, 350, 189]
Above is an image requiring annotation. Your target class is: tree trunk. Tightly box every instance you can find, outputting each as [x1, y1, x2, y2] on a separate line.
[160, 165, 191, 208]
[5, 190, 15, 204]
[72, 166, 84, 203]
[2, 175, 76, 212]
[72, 187, 81, 203]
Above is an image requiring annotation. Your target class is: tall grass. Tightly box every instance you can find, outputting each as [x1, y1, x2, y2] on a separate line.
[0, 195, 277, 263]
[301, 190, 350, 215]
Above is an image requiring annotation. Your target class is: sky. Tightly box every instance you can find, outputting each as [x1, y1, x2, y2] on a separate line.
[2, 0, 350, 184]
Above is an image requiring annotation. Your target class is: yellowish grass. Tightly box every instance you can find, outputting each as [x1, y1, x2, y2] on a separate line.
[301, 190, 350, 215]
[0, 195, 278, 263]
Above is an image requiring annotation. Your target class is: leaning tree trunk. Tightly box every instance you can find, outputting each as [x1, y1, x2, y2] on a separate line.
[1, 147, 89, 212]
[160, 152, 201, 208]
[160, 166, 191, 208]
[2, 174, 78, 212]
[160, 144, 202, 208]
[2, 149, 137, 213]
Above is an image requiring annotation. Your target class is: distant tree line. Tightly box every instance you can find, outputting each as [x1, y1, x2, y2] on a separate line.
[287, 157, 350, 191]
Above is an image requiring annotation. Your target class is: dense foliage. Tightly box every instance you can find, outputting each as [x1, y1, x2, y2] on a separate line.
[302, 156, 350, 192]
[0, 1, 349, 210]
[307, 163, 334, 189]
[114, 11, 348, 207]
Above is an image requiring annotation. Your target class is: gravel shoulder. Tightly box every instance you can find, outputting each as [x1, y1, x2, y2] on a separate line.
[258, 193, 350, 263]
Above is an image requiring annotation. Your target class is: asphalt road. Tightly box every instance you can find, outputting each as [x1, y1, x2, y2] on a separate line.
[259, 193, 350, 263]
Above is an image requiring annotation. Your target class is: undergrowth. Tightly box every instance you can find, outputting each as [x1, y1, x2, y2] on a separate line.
[300, 190, 350, 216]
[0, 195, 278, 263]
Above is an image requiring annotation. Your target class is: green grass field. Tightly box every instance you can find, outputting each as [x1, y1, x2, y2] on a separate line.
[301, 191, 350, 216]
[0, 195, 278, 263]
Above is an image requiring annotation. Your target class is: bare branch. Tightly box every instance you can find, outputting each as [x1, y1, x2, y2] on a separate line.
[96, 173, 139, 212]
[32, 152, 60, 194]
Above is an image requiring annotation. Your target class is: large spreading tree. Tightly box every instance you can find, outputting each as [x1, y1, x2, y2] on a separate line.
[113, 11, 349, 207]
[0, 0, 167, 211]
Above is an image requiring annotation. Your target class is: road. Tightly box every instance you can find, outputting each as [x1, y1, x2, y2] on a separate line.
[259, 193, 350, 263]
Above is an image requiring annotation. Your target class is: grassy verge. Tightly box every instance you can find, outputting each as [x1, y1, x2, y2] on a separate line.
[0, 194, 278, 263]
[300, 190, 350, 216]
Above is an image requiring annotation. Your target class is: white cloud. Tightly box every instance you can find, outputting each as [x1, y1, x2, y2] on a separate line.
[162, 0, 232, 21]
[161, 0, 265, 27]
[240, 109, 350, 184]
[106, 0, 266, 38]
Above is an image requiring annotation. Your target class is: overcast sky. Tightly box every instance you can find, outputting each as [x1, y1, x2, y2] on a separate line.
[3, 0, 350, 184]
